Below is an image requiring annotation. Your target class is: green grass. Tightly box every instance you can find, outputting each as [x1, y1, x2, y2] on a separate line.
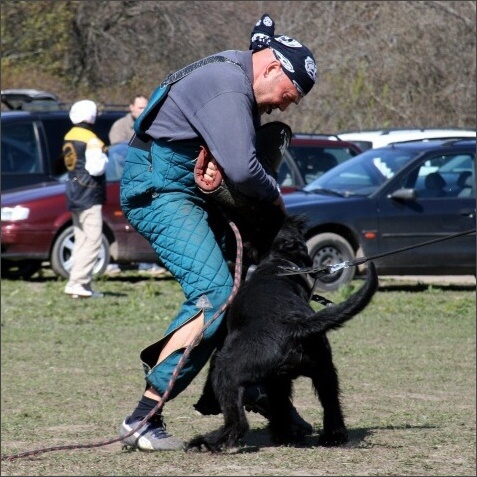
[1, 270, 475, 476]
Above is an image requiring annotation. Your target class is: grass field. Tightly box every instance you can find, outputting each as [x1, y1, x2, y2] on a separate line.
[1, 270, 475, 476]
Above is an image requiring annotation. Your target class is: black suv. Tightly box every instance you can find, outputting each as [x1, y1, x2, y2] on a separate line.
[1, 109, 126, 191]
[1, 88, 127, 191]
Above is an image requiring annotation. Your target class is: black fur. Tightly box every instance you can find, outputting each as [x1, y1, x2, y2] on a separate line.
[187, 215, 379, 452]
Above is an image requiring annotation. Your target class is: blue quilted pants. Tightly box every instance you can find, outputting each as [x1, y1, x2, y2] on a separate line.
[121, 139, 234, 400]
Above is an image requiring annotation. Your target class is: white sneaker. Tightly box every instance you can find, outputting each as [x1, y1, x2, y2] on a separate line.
[64, 284, 103, 298]
[139, 264, 167, 276]
[105, 264, 121, 275]
[119, 415, 183, 451]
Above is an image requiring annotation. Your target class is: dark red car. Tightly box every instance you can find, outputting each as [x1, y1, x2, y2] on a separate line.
[1, 142, 157, 279]
[280, 133, 362, 192]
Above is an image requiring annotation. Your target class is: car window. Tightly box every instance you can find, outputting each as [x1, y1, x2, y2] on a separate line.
[105, 143, 128, 182]
[277, 160, 295, 187]
[288, 145, 356, 184]
[399, 153, 475, 198]
[305, 148, 416, 196]
[1, 122, 42, 174]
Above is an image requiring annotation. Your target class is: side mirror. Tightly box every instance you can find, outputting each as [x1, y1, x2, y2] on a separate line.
[388, 188, 417, 201]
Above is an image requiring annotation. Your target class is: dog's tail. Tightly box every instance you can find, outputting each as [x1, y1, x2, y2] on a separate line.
[292, 262, 378, 338]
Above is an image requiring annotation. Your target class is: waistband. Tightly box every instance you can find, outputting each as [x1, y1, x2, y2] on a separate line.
[130, 134, 202, 155]
[154, 138, 202, 156]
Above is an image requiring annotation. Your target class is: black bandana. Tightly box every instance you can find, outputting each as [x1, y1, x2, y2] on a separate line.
[250, 14, 317, 97]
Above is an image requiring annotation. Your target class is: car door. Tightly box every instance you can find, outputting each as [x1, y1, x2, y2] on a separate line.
[1, 118, 48, 190]
[374, 151, 476, 273]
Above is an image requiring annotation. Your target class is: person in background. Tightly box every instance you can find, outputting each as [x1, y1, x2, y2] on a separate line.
[118, 13, 317, 451]
[63, 100, 108, 298]
[107, 94, 167, 276]
[109, 94, 148, 144]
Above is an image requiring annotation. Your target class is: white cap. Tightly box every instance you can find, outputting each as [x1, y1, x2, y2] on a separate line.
[69, 100, 97, 124]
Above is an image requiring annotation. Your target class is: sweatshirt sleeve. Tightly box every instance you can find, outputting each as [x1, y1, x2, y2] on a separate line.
[193, 91, 280, 202]
[85, 137, 109, 176]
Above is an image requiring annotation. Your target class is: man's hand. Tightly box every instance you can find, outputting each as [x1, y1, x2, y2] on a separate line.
[194, 146, 223, 192]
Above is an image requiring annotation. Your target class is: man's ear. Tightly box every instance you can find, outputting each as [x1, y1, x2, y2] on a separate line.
[264, 60, 282, 78]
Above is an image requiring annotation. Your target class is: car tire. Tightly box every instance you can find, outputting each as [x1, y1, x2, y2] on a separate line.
[306, 232, 355, 292]
[1, 259, 42, 280]
[50, 225, 110, 279]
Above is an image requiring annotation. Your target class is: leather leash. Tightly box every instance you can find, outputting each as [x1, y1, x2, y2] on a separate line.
[278, 228, 476, 278]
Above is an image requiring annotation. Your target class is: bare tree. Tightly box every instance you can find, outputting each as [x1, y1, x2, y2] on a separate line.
[2, 0, 475, 132]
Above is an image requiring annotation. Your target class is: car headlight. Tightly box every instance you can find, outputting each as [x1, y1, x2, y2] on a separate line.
[1, 206, 30, 221]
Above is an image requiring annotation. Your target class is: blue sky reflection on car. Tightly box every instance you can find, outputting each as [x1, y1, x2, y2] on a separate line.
[303, 147, 417, 197]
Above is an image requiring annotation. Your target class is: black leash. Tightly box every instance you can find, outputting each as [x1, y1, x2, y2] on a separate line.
[278, 228, 476, 277]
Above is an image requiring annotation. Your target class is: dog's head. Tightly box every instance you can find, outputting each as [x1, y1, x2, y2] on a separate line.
[267, 214, 313, 267]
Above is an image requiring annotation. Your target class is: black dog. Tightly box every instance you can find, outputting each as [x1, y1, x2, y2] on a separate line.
[187, 214, 379, 452]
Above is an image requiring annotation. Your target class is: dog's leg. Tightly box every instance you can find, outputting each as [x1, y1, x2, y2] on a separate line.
[218, 384, 250, 447]
[266, 377, 306, 444]
[193, 350, 222, 415]
[308, 336, 348, 446]
[187, 388, 249, 452]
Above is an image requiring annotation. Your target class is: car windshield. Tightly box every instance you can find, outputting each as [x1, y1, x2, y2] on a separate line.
[303, 147, 417, 196]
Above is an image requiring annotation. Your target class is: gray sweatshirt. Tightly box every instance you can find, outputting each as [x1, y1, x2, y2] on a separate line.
[145, 50, 280, 202]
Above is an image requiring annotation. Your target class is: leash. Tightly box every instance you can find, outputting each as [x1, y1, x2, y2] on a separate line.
[2, 216, 244, 462]
[277, 228, 476, 278]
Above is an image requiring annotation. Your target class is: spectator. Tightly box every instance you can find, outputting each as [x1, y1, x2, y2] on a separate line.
[107, 94, 167, 277]
[118, 13, 317, 451]
[109, 94, 148, 144]
[63, 100, 108, 298]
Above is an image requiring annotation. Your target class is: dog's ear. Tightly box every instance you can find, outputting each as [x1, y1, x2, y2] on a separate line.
[288, 214, 309, 233]
[269, 214, 311, 262]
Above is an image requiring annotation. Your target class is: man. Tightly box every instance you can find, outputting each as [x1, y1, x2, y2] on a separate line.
[63, 100, 109, 298]
[109, 94, 148, 144]
[107, 94, 167, 276]
[119, 14, 317, 451]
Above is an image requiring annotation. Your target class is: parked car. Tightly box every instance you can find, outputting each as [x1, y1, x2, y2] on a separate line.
[1, 108, 127, 191]
[1, 88, 61, 112]
[278, 133, 362, 192]
[0, 135, 359, 280]
[283, 139, 476, 291]
[336, 128, 476, 151]
[1, 142, 158, 279]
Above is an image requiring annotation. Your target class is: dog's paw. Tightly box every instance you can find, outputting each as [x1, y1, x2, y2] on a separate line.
[185, 436, 222, 453]
[318, 429, 349, 447]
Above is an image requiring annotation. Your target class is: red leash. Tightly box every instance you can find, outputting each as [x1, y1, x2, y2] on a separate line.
[3, 217, 244, 461]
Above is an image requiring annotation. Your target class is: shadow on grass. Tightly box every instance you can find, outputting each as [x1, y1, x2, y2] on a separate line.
[222, 423, 438, 454]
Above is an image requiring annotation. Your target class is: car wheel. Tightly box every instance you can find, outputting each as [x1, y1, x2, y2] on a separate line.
[50, 225, 110, 279]
[1, 259, 42, 280]
[306, 232, 355, 292]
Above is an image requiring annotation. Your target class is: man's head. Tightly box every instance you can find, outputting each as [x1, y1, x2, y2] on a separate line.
[250, 14, 317, 115]
[69, 100, 97, 125]
[252, 49, 306, 115]
[129, 95, 148, 120]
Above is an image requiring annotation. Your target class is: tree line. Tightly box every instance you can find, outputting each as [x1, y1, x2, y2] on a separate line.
[1, 0, 476, 134]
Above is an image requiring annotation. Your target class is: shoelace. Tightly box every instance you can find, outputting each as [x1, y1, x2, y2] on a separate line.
[146, 416, 171, 438]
